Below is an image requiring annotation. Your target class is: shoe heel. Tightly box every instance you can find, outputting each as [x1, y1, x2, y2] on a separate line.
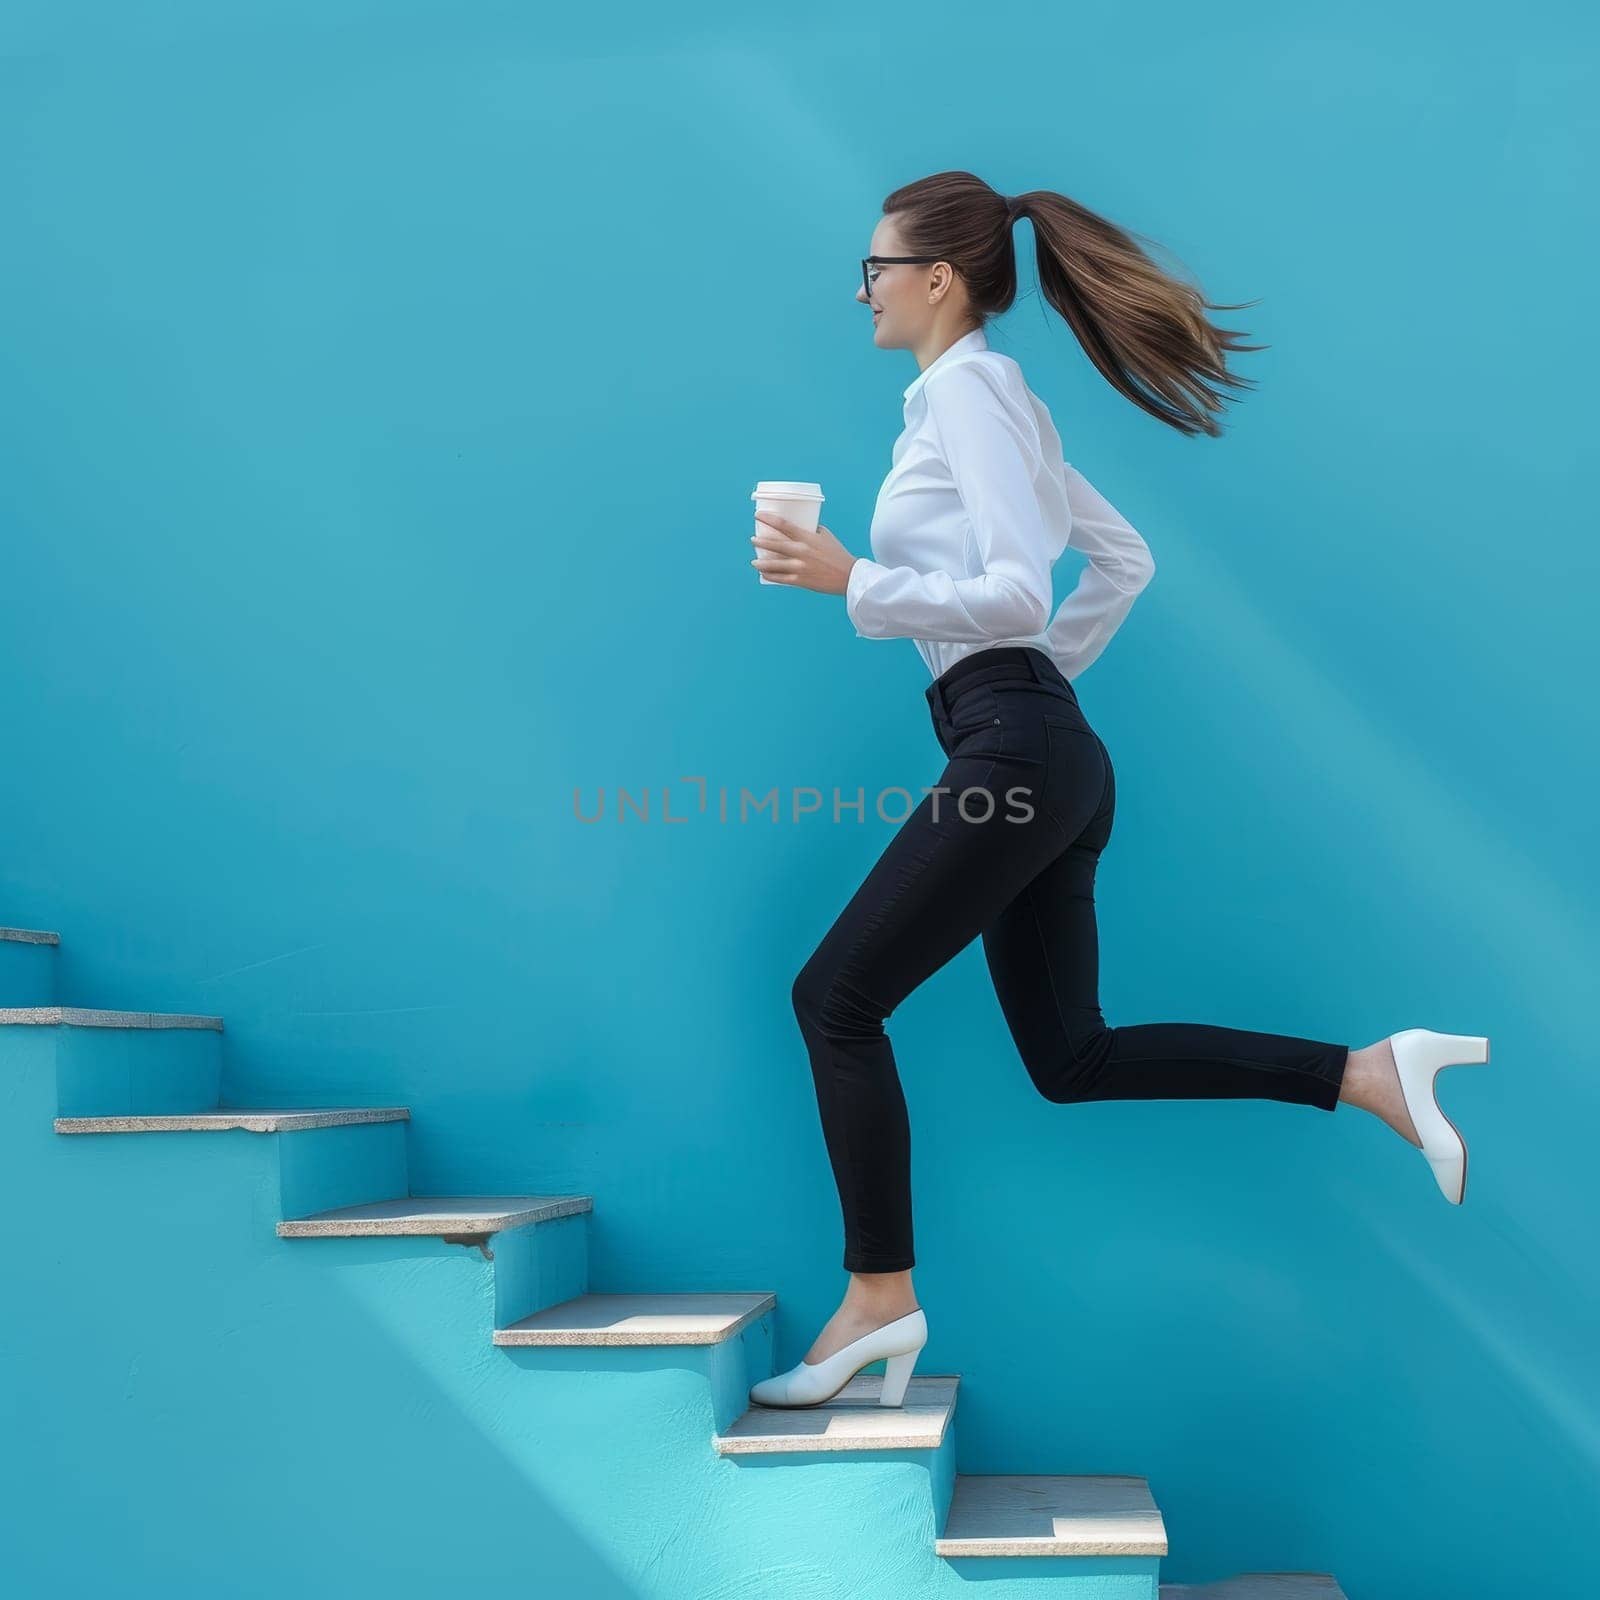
[878, 1346, 922, 1408]
[1391, 1029, 1490, 1207]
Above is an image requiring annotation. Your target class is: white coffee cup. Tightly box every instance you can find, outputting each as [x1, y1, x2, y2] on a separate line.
[751, 481, 825, 585]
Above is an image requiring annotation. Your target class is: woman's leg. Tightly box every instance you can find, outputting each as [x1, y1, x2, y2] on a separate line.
[792, 734, 1092, 1284]
[981, 731, 1351, 1109]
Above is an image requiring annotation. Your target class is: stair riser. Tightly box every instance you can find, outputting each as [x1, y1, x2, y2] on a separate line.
[272, 1209, 592, 1350]
[32, 1108, 411, 1248]
[276, 1118, 411, 1220]
[936, 1557, 1160, 1597]
[707, 1312, 772, 1435]
[0, 936, 59, 1006]
[3, 1024, 224, 1127]
[717, 1437, 962, 1583]
[53, 1023, 223, 1117]
[931, 1430, 957, 1548]
[486, 1212, 591, 1329]
[488, 1314, 772, 1436]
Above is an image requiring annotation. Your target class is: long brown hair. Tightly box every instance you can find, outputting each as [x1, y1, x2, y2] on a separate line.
[881, 170, 1264, 438]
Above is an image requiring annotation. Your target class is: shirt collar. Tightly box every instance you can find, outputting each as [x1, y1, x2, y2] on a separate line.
[902, 326, 989, 403]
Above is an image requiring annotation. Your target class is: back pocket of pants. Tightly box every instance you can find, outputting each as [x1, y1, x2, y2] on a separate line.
[1041, 717, 1103, 829]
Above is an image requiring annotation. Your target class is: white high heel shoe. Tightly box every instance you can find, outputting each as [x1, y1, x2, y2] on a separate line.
[748, 1307, 928, 1409]
[1389, 1028, 1490, 1204]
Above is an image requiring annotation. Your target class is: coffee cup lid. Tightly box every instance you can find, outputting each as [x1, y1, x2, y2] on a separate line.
[752, 481, 824, 501]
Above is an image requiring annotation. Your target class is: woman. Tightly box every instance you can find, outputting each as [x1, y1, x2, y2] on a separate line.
[746, 170, 1489, 1410]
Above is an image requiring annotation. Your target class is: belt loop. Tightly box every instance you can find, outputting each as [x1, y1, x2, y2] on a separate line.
[1023, 647, 1047, 685]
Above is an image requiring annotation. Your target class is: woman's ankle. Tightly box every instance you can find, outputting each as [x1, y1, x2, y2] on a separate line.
[845, 1270, 917, 1312]
[1337, 1041, 1380, 1108]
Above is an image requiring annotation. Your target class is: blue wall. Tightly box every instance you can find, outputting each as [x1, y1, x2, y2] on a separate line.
[4, 1, 1596, 1592]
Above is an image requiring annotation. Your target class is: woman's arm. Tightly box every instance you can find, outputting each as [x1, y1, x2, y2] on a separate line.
[846, 362, 1054, 642]
[1042, 464, 1155, 679]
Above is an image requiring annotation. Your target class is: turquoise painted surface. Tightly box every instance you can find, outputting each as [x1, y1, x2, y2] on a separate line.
[2, 1, 1596, 1594]
[0, 935, 58, 1004]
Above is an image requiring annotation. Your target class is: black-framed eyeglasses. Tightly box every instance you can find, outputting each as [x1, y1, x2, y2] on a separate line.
[862, 255, 945, 300]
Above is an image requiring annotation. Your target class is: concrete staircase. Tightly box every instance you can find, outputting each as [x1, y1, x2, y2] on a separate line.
[1, 923, 1349, 1598]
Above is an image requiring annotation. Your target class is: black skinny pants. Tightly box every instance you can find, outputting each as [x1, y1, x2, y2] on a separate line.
[792, 645, 1350, 1274]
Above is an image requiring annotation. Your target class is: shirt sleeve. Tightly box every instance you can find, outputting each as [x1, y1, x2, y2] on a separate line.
[845, 362, 1055, 642]
[1041, 463, 1156, 679]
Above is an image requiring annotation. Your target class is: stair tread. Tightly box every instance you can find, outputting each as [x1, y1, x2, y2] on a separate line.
[56, 1107, 410, 1134]
[1160, 1576, 1346, 1598]
[0, 927, 60, 944]
[936, 1473, 1168, 1558]
[496, 1291, 775, 1346]
[715, 1373, 958, 1455]
[277, 1194, 592, 1236]
[0, 1006, 222, 1029]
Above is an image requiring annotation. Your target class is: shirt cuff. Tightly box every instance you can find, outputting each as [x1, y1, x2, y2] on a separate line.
[845, 556, 890, 637]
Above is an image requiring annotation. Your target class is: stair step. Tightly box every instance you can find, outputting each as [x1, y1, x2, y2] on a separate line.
[277, 1194, 592, 1237]
[714, 1373, 958, 1455]
[56, 1106, 410, 1134]
[0, 927, 60, 944]
[936, 1474, 1167, 1558]
[6, 1003, 225, 1117]
[1160, 1576, 1347, 1598]
[0, 1006, 222, 1029]
[495, 1291, 775, 1347]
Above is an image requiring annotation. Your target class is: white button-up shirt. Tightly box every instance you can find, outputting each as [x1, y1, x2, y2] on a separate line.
[845, 326, 1156, 682]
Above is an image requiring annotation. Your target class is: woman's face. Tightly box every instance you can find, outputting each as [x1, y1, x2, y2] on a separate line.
[857, 215, 936, 350]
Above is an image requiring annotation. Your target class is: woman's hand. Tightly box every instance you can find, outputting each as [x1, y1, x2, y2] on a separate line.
[751, 509, 858, 596]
